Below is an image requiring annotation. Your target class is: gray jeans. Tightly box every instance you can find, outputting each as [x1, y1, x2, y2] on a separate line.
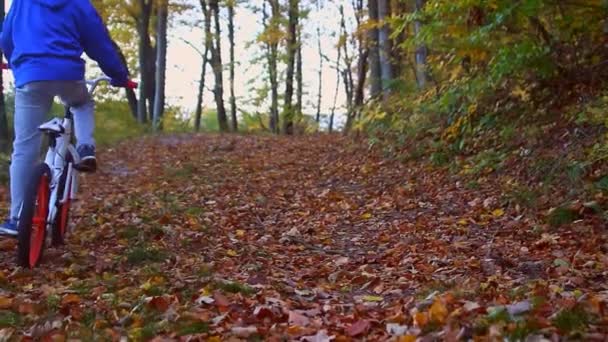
[9, 81, 95, 219]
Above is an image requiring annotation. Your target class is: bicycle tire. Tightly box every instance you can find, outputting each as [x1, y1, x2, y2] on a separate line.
[17, 163, 51, 268]
[52, 152, 74, 246]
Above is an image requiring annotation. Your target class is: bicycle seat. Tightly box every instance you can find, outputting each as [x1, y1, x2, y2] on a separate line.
[38, 118, 64, 134]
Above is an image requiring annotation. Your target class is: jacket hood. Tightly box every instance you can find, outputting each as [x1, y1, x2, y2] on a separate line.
[33, 0, 71, 9]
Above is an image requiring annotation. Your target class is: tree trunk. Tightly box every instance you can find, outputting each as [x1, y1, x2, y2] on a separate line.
[152, 0, 168, 131]
[329, 12, 343, 134]
[295, 26, 303, 131]
[194, 42, 210, 132]
[111, 40, 138, 120]
[227, 0, 238, 132]
[377, 0, 393, 94]
[136, 0, 153, 123]
[315, 24, 323, 124]
[209, 0, 229, 132]
[345, 0, 368, 133]
[146, 43, 156, 122]
[0, 0, 9, 153]
[282, 0, 299, 135]
[414, 0, 428, 88]
[367, 0, 381, 98]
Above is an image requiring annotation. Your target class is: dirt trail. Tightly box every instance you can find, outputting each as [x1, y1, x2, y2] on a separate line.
[0, 133, 605, 340]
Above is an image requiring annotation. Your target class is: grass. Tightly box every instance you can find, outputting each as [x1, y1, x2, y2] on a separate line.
[552, 307, 590, 334]
[46, 294, 61, 312]
[177, 321, 209, 336]
[0, 311, 21, 328]
[118, 226, 140, 241]
[215, 280, 255, 295]
[504, 185, 539, 208]
[547, 206, 579, 227]
[126, 244, 168, 265]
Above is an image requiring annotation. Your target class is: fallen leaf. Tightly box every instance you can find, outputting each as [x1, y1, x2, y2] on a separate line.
[362, 295, 383, 302]
[61, 294, 81, 306]
[148, 296, 170, 312]
[413, 312, 428, 327]
[492, 208, 504, 217]
[463, 301, 481, 312]
[300, 329, 334, 342]
[346, 319, 370, 337]
[386, 323, 408, 336]
[0, 296, 13, 310]
[506, 300, 531, 316]
[288, 310, 310, 327]
[429, 299, 448, 323]
[213, 292, 230, 308]
[231, 326, 258, 337]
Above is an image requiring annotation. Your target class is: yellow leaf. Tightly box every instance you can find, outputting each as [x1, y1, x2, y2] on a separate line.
[361, 213, 372, 219]
[236, 230, 245, 237]
[492, 208, 504, 217]
[362, 295, 383, 302]
[457, 219, 468, 225]
[397, 335, 417, 342]
[429, 299, 448, 323]
[227, 249, 238, 257]
[140, 279, 152, 291]
[207, 337, 222, 342]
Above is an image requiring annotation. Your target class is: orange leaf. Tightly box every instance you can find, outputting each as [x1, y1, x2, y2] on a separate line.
[61, 294, 81, 306]
[413, 312, 428, 327]
[429, 299, 448, 323]
[0, 296, 13, 310]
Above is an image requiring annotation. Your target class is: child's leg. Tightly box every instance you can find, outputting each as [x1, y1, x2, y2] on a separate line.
[10, 83, 54, 219]
[57, 81, 95, 147]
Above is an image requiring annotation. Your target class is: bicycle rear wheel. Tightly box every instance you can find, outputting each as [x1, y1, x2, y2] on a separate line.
[17, 164, 51, 268]
[52, 152, 74, 246]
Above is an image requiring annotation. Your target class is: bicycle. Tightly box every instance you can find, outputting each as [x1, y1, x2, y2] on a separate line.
[2, 66, 137, 268]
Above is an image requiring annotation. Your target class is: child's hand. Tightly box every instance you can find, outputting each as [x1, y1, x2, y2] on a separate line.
[110, 78, 138, 89]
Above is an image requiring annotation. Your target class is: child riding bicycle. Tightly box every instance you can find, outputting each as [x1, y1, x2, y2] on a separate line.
[0, 0, 131, 235]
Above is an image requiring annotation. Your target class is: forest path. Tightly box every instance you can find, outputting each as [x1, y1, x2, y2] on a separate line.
[0, 133, 605, 340]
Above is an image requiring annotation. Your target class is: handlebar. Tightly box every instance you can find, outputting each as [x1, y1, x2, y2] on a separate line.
[85, 77, 138, 95]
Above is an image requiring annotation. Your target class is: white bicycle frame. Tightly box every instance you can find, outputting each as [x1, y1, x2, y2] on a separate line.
[41, 76, 112, 239]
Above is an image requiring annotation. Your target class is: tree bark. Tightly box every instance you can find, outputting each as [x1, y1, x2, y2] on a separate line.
[315, 24, 323, 124]
[209, 0, 229, 132]
[367, 0, 381, 97]
[0, 0, 9, 153]
[194, 43, 210, 132]
[136, 0, 153, 123]
[295, 27, 303, 132]
[227, 0, 238, 132]
[152, 0, 168, 131]
[111, 40, 138, 120]
[377, 0, 393, 94]
[264, 0, 280, 134]
[329, 12, 343, 134]
[345, 0, 368, 133]
[282, 0, 299, 135]
[414, 0, 428, 88]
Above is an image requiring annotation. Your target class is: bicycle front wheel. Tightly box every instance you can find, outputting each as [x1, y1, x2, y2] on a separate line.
[17, 164, 51, 268]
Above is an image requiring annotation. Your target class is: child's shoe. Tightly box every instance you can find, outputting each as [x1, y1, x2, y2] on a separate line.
[0, 218, 18, 236]
[76, 144, 97, 172]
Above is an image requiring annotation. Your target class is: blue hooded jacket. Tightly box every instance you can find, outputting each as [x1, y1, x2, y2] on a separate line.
[0, 0, 128, 87]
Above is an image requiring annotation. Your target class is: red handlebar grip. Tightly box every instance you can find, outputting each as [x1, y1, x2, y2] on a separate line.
[126, 80, 138, 89]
